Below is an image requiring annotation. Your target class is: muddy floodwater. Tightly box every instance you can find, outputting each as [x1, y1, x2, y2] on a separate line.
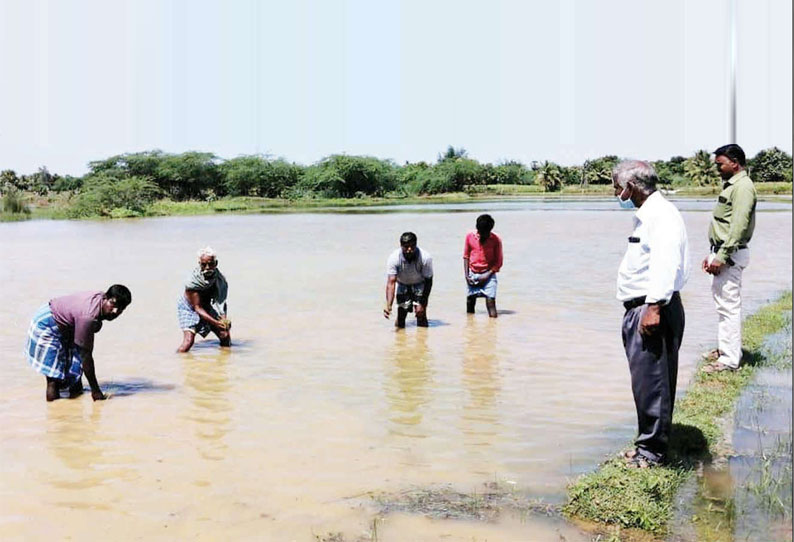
[1, 199, 791, 540]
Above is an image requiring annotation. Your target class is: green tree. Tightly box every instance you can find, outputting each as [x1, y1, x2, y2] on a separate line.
[396, 161, 431, 195]
[1, 169, 22, 193]
[412, 157, 485, 194]
[667, 156, 686, 176]
[582, 156, 619, 185]
[488, 161, 532, 185]
[562, 165, 583, 186]
[220, 156, 302, 197]
[652, 156, 687, 185]
[156, 152, 219, 200]
[29, 166, 54, 195]
[52, 175, 83, 192]
[683, 150, 719, 186]
[88, 150, 167, 181]
[749, 147, 793, 183]
[300, 155, 397, 197]
[534, 161, 563, 192]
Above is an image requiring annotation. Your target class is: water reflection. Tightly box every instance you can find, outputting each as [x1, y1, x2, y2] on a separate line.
[46, 403, 104, 477]
[461, 317, 501, 453]
[44, 402, 134, 493]
[385, 330, 433, 437]
[182, 352, 232, 461]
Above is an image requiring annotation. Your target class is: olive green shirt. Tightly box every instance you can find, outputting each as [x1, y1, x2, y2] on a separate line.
[708, 170, 756, 263]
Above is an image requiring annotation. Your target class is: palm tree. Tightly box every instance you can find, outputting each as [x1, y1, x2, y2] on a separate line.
[535, 161, 563, 192]
[683, 150, 719, 186]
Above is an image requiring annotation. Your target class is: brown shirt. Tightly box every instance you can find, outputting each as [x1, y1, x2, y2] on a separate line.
[49, 291, 103, 352]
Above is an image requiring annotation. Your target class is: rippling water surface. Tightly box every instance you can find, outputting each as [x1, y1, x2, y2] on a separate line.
[0, 199, 790, 540]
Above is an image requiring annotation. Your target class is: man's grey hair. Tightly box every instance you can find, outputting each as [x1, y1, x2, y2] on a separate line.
[197, 246, 217, 260]
[612, 160, 658, 194]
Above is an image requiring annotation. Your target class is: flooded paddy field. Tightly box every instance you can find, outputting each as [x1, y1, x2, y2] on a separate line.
[0, 199, 790, 540]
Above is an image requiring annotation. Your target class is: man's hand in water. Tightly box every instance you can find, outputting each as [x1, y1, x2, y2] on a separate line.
[91, 389, 107, 401]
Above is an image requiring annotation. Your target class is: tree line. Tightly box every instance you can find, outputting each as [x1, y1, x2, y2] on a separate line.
[1, 146, 791, 217]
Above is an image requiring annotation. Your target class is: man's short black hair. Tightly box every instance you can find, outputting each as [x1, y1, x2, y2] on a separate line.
[476, 214, 495, 233]
[106, 284, 132, 309]
[714, 144, 746, 167]
[400, 232, 417, 246]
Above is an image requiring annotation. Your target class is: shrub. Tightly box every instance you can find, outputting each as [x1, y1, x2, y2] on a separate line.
[1, 186, 30, 214]
[68, 174, 161, 218]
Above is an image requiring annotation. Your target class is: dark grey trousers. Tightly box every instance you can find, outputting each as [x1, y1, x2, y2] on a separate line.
[621, 292, 685, 462]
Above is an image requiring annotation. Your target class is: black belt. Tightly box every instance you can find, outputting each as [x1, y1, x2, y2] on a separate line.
[623, 292, 680, 311]
[710, 243, 748, 253]
[623, 296, 646, 310]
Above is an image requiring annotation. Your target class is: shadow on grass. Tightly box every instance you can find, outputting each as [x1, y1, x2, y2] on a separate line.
[667, 423, 711, 467]
[741, 347, 763, 368]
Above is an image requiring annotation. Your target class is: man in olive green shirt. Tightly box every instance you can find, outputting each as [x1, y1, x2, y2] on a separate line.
[702, 144, 757, 372]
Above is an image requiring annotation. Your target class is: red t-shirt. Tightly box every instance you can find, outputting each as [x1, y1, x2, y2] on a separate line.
[49, 291, 103, 353]
[463, 231, 503, 273]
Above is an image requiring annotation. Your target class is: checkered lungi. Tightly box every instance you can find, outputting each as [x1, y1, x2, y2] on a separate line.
[25, 303, 83, 387]
[396, 282, 427, 311]
[177, 294, 219, 337]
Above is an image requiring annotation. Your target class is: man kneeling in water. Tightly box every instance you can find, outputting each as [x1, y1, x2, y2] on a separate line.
[383, 232, 434, 328]
[177, 246, 231, 352]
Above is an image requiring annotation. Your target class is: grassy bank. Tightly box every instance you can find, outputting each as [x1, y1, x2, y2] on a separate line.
[563, 291, 793, 539]
[1, 181, 790, 222]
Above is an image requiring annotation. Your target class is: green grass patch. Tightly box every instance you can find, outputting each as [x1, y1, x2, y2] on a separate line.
[665, 182, 792, 196]
[563, 292, 793, 537]
[4, 182, 789, 221]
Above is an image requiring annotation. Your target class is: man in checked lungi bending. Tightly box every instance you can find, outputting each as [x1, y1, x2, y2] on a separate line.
[177, 246, 231, 352]
[25, 284, 132, 401]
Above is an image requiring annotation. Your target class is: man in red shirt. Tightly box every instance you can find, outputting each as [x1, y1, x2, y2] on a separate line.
[463, 214, 503, 317]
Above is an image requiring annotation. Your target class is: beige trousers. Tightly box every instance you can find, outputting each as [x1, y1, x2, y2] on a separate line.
[709, 248, 750, 368]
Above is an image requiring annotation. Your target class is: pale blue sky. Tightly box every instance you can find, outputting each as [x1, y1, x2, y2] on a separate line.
[0, 0, 791, 176]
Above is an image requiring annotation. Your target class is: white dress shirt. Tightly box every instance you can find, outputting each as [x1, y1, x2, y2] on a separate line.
[616, 191, 690, 303]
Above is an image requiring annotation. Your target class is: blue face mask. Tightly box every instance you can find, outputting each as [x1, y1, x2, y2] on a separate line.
[617, 186, 635, 209]
[618, 196, 635, 209]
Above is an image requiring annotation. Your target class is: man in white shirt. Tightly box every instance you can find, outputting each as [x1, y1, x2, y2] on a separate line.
[614, 160, 690, 467]
[383, 232, 434, 328]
